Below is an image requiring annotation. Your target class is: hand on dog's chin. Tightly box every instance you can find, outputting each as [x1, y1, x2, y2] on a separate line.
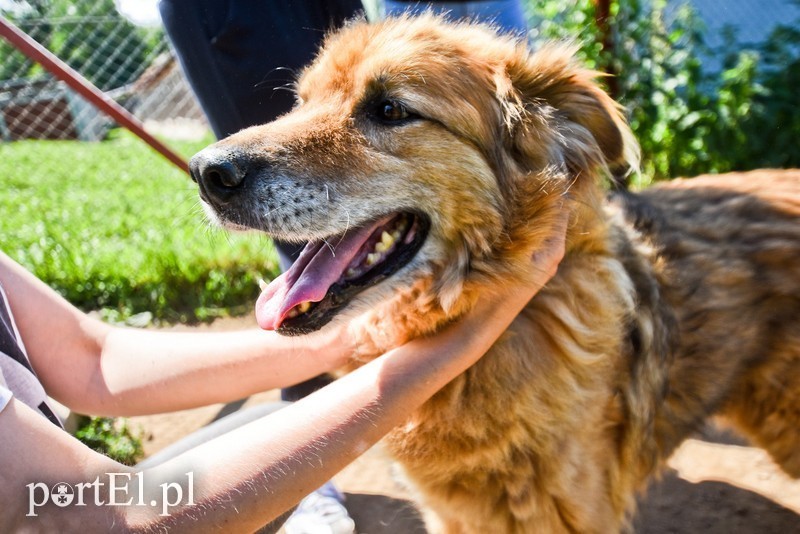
[280, 311, 360, 369]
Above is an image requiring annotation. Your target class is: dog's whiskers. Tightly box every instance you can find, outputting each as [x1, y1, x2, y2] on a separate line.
[263, 203, 289, 219]
[333, 210, 352, 249]
[254, 67, 298, 90]
[321, 237, 336, 257]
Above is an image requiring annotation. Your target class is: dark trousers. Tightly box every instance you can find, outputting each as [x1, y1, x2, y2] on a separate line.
[158, 0, 363, 140]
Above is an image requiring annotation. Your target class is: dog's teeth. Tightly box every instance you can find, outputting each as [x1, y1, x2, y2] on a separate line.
[286, 301, 312, 319]
[258, 278, 268, 292]
[346, 268, 359, 278]
[375, 231, 395, 254]
[366, 252, 380, 266]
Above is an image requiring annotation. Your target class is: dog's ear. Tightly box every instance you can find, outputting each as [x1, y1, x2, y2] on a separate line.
[499, 44, 637, 181]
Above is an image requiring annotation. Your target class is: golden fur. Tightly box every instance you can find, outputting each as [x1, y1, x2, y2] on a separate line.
[192, 16, 800, 533]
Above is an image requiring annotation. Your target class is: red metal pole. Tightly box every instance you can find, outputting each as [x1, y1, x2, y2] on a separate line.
[0, 15, 190, 175]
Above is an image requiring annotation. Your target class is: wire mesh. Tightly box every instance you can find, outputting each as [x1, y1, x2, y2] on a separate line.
[688, 0, 800, 48]
[0, 0, 206, 144]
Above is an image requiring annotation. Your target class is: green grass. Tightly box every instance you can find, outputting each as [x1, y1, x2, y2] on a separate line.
[0, 129, 279, 323]
[74, 415, 144, 465]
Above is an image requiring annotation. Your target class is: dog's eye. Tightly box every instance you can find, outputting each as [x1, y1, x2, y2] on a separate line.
[374, 100, 413, 124]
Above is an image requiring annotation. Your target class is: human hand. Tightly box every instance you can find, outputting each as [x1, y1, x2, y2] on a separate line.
[459, 208, 569, 339]
[528, 207, 569, 289]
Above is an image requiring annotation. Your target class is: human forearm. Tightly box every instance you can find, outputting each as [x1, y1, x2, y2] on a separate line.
[0, 250, 349, 415]
[78, 326, 348, 416]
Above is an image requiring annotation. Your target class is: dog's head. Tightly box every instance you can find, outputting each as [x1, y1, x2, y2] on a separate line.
[190, 15, 636, 338]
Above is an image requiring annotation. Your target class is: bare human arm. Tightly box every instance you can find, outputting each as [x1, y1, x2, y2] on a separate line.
[0, 250, 354, 416]
[0, 215, 566, 531]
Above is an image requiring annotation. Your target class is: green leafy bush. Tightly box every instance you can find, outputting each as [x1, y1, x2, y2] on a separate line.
[526, 0, 800, 184]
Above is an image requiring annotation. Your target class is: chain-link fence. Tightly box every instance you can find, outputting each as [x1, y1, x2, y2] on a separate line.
[0, 0, 205, 144]
[687, 0, 799, 48]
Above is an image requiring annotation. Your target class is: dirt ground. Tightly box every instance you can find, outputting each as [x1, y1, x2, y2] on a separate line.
[129, 316, 800, 533]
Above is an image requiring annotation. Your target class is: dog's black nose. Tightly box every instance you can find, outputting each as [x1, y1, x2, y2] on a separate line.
[189, 147, 247, 204]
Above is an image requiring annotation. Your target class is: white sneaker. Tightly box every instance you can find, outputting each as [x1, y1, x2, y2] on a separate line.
[283, 482, 356, 534]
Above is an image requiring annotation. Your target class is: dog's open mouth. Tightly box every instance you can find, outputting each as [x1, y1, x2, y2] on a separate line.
[256, 212, 429, 334]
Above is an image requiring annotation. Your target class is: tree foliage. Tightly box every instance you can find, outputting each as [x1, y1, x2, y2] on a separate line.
[527, 0, 800, 184]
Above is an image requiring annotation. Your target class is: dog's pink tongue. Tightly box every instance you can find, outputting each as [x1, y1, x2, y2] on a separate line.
[255, 221, 384, 330]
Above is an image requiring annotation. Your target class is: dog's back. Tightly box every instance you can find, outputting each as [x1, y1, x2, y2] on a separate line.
[616, 169, 800, 474]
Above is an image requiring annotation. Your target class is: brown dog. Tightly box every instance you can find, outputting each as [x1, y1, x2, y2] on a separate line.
[190, 15, 800, 533]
